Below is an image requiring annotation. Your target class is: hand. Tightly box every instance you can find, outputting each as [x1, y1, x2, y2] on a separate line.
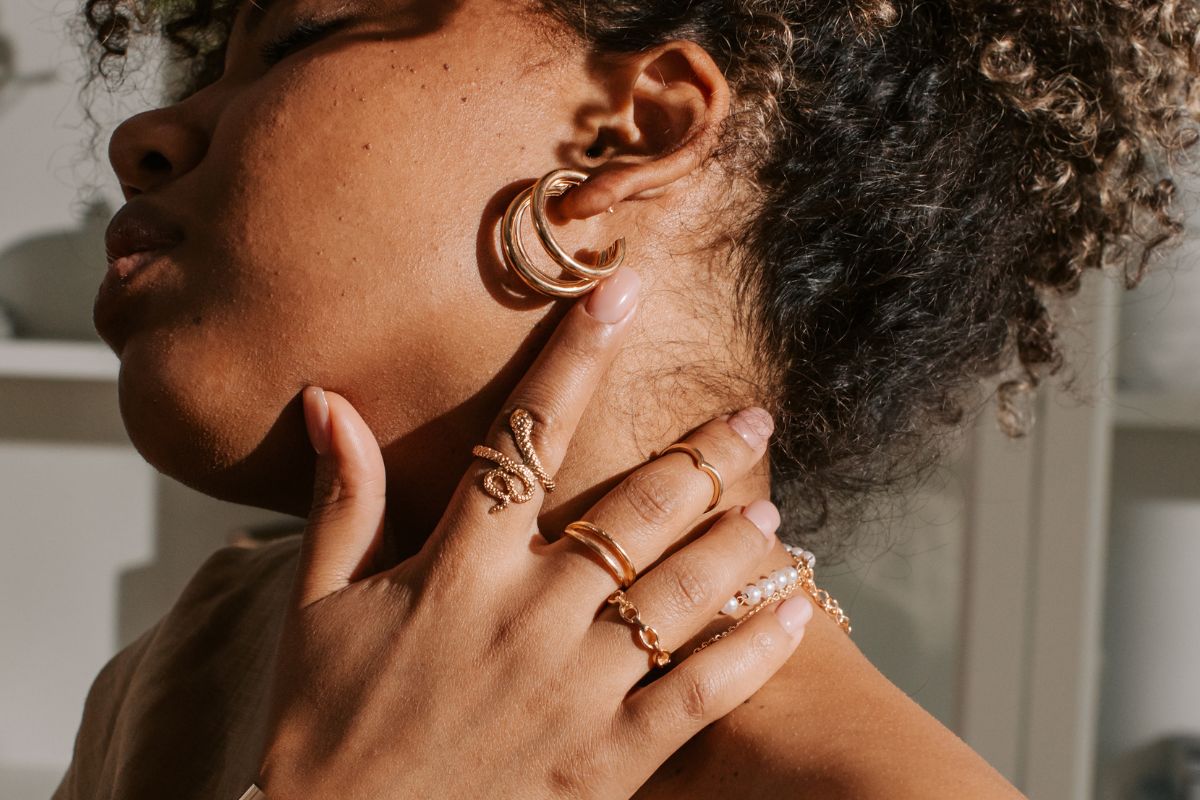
[256, 268, 814, 799]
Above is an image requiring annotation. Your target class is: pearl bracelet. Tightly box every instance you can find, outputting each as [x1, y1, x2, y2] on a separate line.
[719, 544, 814, 615]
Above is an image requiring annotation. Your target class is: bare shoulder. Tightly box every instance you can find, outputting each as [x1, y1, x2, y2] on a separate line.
[634, 610, 1027, 800]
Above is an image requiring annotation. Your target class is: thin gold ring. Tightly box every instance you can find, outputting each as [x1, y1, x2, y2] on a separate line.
[563, 520, 637, 588]
[659, 443, 724, 512]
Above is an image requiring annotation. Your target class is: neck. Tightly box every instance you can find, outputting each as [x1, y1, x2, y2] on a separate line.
[372, 261, 770, 568]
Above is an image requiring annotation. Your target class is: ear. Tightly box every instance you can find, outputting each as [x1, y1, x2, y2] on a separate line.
[555, 39, 731, 221]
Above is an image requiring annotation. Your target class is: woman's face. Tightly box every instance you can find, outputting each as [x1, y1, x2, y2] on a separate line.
[100, 0, 637, 520]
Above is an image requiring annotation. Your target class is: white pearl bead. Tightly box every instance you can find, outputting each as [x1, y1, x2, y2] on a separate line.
[760, 578, 778, 596]
[743, 584, 763, 604]
[785, 566, 799, 584]
[771, 569, 788, 585]
[721, 596, 740, 615]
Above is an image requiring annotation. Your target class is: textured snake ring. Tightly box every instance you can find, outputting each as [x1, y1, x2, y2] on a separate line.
[472, 409, 556, 513]
[659, 443, 724, 512]
[563, 520, 638, 588]
[607, 588, 671, 669]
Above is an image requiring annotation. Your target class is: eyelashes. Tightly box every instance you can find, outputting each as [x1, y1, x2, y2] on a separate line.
[259, 17, 349, 66]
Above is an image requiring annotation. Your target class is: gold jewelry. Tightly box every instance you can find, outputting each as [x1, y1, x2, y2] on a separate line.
[500, 168, 626, 298]
[472, 409, 556, 513]
[607, 588, 672, 668]
[691, 547, 851, 657]
[790, 546, 852, 634]
[659, 443, 724, 512]
[563, 520, 638, 588]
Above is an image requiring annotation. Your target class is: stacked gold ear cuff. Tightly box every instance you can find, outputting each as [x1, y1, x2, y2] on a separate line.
[500, 168, 626, 298]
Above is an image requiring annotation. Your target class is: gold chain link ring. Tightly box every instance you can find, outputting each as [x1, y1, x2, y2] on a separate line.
[607, 588, 672, 669]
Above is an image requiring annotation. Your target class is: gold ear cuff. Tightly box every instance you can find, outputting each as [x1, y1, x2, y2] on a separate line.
[500, 168, 626, 298]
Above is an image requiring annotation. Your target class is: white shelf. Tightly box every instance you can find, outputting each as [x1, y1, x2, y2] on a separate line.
[1114, 390, 1200, 431]
[0, 339, 118, 381]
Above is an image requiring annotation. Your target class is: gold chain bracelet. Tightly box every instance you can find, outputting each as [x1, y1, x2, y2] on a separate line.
[691, 545, 851, 656]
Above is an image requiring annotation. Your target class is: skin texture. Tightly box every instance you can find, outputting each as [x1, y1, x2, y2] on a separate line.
[101, 0, 1024, 795]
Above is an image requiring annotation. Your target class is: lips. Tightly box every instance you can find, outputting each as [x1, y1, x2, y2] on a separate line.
[104, 200, 185, 282]
[95, 200, 186, 349]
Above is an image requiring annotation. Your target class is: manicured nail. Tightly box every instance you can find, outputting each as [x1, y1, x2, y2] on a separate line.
[727, 407, 773, 449]
[585, 266, 640, 324]
[303, 386, 331, 455]
[775, 596, 814, 640]
[742, 499, 780, 541]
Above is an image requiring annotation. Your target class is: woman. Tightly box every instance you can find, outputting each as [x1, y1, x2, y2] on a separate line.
[57, 0, 1196, 796]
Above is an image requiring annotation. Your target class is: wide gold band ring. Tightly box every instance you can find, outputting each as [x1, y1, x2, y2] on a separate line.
[660, 443, 724, 513]
[563, 520, 638, 588]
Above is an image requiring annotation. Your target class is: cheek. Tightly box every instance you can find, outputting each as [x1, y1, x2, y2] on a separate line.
[117, 45, 555, 501]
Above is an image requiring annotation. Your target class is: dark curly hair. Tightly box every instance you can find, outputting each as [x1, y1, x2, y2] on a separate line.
[77, 0, 1200, 556]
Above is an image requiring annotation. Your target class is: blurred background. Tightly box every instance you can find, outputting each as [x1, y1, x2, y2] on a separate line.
[2, 0, 1199, 798]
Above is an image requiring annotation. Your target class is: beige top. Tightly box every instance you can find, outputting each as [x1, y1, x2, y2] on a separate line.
[51, 534, 305, 800]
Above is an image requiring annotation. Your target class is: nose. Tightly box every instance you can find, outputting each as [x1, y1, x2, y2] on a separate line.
[107, 105, 209, 199]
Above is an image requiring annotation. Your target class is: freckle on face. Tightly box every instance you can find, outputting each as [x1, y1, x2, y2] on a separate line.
[112, 0, 590, 517]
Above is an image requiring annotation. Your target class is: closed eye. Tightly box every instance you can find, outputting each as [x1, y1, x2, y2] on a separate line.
[259, 17, 350, 66]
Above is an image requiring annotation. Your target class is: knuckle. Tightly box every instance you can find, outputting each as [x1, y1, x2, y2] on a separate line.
[751, 630, 779, 653]
[501, 390, 567, 452]
[678, 668, 720, 722]
[666, 556, 715, 612]
[621, 467, 682, 528]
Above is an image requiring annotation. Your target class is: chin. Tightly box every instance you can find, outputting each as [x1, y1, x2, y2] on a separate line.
[113, 335, 315, 518]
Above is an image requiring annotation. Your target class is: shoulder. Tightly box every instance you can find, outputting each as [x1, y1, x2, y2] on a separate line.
[52, 533, 305, 800]
[636, 610, 1025, 799]
[172, 533, 304, 611]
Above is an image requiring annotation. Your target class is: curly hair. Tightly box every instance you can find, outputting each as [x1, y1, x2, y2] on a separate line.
[77, 0, 1200, 556]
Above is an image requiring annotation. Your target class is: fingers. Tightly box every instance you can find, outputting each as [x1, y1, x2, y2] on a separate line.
[425, 266, 640, 560]
[615, 592, 813, 771]
[585, 500, 781, 672]
[293, 386, 387, 610]
[545, 408, 774, 602]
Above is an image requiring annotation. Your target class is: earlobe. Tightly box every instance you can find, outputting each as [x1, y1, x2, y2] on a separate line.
[558, 40, 731, 221]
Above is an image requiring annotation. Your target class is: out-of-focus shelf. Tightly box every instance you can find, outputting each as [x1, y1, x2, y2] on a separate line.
[1114, 390, 1200, 431]
[0, 339, 117, 381]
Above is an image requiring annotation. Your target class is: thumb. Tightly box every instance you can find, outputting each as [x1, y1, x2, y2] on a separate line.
[294, 386, 387, 610]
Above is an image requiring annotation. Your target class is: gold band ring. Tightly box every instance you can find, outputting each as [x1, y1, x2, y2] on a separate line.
[660, 443, 724, 513]
[607, 588, 671, 669]
[563, 520, 637, 588]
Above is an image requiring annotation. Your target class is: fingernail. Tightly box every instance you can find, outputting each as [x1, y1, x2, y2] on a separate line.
[742, 499, 780, 541]
[585, 266, 640, 324]
[303, 386, 331, 455]
[775, 596, 814, 640]
[727, 407, 773, 449]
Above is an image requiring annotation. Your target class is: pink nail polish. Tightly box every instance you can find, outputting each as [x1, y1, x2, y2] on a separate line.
[585, 267, 640, 324]
[727, 407, 774, 449]
[303, 386, 331, 455]
[775, 596, 813, 640]
[742, 500, 780, 540]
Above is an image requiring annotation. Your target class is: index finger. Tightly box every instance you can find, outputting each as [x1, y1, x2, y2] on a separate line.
[423, 266, 641, 560]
